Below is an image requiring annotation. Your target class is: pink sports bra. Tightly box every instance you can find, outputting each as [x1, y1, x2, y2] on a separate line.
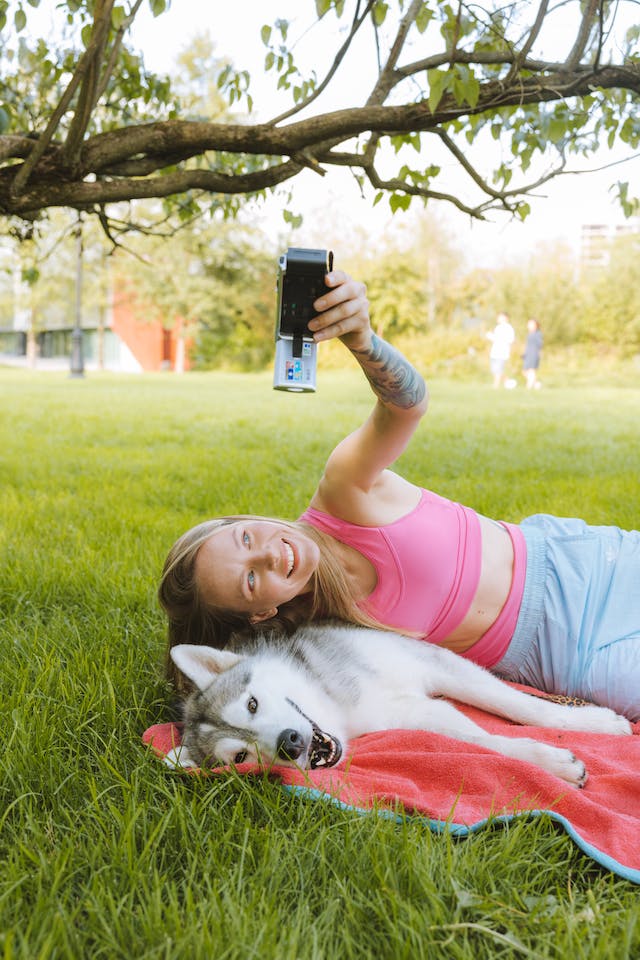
[298, 488, 526, 667]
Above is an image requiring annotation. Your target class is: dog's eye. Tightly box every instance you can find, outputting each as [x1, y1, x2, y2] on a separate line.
[234, 750, 248, 764]
[247, 696, 258, 714]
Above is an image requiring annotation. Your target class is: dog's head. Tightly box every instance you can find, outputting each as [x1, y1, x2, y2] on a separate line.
[169, 644, 342, 771]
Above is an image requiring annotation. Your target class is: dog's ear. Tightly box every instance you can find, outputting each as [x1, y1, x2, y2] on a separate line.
[170, 644, 244, 690]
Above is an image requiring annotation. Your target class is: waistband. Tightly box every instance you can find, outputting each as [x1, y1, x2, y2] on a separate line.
[492, 524, 547, 677]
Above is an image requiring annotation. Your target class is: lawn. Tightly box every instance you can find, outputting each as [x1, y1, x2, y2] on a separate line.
[1, 367, 639, 959]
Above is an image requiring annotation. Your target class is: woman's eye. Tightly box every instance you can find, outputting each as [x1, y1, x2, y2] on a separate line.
[242, 531, 250, 546]
[234, 750, 248, 764]
[247, 570, 255, 591]
[247, 696, 258, 714]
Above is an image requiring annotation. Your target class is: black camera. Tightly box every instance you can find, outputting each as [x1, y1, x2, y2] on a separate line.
[273, 247, 334, 392]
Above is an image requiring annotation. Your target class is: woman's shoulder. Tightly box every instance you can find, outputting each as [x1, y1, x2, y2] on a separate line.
[310, 470, 423, 526]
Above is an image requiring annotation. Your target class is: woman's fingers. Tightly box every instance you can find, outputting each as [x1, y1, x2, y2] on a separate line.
[309, 273, 370, 342]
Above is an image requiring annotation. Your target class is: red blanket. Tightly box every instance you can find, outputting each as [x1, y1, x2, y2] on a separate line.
[143, 695, 640, 884]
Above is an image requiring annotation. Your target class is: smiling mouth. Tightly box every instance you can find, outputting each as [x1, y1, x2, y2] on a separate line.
[308, 723, 342, 769]
[283, 540, 295, 577]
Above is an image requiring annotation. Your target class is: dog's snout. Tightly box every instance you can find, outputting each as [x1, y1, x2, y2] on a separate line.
[277, 728, 304, 760]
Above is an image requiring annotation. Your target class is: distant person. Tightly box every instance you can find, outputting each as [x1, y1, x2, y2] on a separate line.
[523, 318, 543, 389]
[486, 312, 515, 388]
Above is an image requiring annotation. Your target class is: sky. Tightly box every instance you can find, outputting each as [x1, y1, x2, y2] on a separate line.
[25, 0, 640, 268]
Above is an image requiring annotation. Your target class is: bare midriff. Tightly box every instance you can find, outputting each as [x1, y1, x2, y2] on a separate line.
[436, 514, 515, 654]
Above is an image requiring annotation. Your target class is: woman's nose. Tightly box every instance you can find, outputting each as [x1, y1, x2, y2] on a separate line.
[257, 547, 278, 570]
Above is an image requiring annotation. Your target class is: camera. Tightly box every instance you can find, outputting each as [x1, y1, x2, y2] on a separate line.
[273, 247, 334, 392]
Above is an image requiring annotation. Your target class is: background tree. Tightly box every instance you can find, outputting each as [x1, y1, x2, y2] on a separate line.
[345, 217, 461, 337]
[0, 0, 637, 235]
[0, 210, 110, 363]
[115, 218, 277, 370]
[581, 234, 640, 350]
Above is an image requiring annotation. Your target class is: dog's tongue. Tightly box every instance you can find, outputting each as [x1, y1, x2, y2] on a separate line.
[309, 726, 342, 768]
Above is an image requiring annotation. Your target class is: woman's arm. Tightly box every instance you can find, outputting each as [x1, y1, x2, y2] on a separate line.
[307, 272, 428, 506]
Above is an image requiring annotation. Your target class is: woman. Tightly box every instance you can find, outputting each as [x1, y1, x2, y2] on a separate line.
[523, 318, 543, 389]
[160, 272, 640, 721]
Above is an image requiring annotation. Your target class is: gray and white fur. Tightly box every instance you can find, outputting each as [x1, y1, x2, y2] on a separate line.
[169, 622, 632, 787]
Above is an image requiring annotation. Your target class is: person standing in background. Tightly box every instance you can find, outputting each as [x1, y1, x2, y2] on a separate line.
[486, 312, 515, 388]
[523, 318, 543, 389]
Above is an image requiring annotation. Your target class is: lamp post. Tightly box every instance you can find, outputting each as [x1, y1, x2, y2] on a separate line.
[70, 212, 85, 378]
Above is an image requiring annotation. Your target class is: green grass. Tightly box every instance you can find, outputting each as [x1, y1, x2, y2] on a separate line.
[1, 367, 639, 959]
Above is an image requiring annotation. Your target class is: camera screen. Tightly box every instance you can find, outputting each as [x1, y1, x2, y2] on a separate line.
[276, 248, 334, 339]
[278, 271, 328, 338]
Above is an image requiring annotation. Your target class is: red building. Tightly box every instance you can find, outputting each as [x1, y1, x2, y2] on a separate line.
[111, 291, 191, 372]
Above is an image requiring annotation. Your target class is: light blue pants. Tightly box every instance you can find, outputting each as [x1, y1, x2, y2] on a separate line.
[493, 515, 640, 722]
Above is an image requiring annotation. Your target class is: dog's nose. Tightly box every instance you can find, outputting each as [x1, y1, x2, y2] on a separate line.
[277, 728, 304, 761]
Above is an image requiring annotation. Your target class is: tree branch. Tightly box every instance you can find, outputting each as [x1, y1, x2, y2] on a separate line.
[566, 0, 601, 69]
[63, 0, 116, 168]
[366, 0, 424, 105]
[0, 160, 306, 214]
[95, 0, 146, 101]
[10, 0, 116, 197]
[506, 0, 550, 80]
[267, 0, 376, 126]
[435, 127, 566, 201]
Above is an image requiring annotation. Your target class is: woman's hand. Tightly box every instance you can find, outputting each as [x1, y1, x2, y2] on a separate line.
[308, 271, 372, 353]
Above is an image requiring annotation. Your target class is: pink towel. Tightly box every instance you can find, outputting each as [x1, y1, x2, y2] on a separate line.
[143, 687, 640, 883]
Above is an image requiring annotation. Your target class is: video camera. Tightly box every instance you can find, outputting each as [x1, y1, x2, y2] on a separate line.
[273, 247, 334, 392]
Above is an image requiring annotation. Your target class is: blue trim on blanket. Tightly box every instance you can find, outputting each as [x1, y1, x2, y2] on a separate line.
[281, 784, 640, 885]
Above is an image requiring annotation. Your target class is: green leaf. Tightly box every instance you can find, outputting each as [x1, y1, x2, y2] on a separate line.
[389, 193, 411, 213]
[451, 66, 480, 109]
[372, 1, 388, 26]
[416, 4, 433, 33]
[260, 24, 271, 45]
[21, 266, 40, 285]
[547, 117, 566, 143]
[427, 68, 448, 114]
[112, 6, 126, 30]
[14, 8, 27, 31]
[149, 0, 166, 16]
[283, 209, 303, 228]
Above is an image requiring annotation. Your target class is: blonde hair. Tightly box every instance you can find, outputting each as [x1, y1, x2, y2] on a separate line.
[158, 514, 388, 693]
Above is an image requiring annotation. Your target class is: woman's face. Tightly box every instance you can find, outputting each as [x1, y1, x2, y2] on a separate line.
[194, 520, 321, 623]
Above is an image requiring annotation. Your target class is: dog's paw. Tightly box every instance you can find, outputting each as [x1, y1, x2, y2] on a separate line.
[532, 743, 587, 788]
[163, 746, 197, 770]
[553, 748, 587, 789]
[570, 705, 633, 736]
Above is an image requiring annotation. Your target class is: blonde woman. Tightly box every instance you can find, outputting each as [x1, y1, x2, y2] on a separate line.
[160, 272, 640, 721]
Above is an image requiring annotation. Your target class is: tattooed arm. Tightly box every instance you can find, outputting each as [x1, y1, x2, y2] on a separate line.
[307, 272, 428, 511]
[349, 332, 427, 411]
[308, 272, 427, 411]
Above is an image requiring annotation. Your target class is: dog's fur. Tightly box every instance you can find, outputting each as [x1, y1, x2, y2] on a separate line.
[169, 622, 632, 787]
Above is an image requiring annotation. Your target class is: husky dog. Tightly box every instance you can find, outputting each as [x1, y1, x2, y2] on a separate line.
[169, 622, 632, 787]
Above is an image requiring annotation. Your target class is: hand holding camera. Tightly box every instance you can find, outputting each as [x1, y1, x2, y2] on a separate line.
[273, 249, 372, 392]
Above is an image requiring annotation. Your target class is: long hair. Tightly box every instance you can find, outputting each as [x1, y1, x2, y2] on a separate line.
[158, 514, 388, 693]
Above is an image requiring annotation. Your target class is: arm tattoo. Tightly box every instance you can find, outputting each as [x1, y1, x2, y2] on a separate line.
[351, 334, 426, 409]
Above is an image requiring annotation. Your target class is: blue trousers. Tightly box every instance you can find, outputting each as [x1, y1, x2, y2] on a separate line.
[493, 515, 640, 722]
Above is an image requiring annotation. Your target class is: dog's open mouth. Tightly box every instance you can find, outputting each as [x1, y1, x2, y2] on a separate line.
[308, 723, 342, 769]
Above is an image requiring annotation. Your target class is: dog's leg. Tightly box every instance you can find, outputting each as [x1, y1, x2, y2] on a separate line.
[393, 695, 587, 787]
[427, 648, 632, 735]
